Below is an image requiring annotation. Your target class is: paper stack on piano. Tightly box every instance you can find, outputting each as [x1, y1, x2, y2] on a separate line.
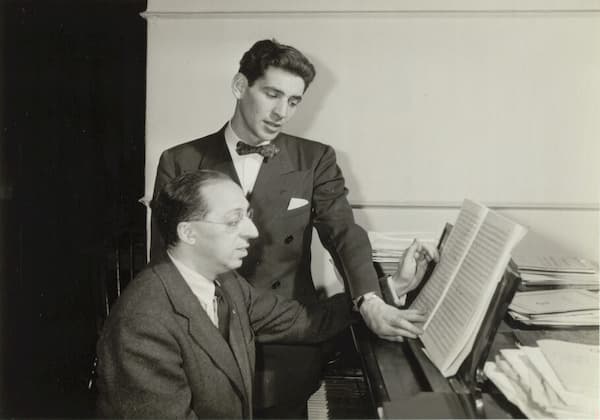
[508, 233, 600, 326]
[513, 234, 599, 291]
[369, 232, 408, 276]
[484, 339, 599, 419]
[508, 289, 599, 326]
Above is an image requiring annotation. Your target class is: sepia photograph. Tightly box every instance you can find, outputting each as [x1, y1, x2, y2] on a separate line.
[1, 0, 598, 418]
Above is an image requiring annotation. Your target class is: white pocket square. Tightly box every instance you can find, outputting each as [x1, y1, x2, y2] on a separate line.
[287, 197, 309, 210]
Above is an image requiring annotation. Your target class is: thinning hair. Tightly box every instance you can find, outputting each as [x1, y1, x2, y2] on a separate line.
[239, 39, 316, 91]
[151, 170, 232, 248]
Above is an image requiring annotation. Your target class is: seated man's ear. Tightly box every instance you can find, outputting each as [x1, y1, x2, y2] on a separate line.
[232, 73, 249, 99]
[177, 222, 197, 245]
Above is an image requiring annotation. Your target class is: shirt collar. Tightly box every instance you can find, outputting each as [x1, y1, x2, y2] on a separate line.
[167, 251, 215, 300]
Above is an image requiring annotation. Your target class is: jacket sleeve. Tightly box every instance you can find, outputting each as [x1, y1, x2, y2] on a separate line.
[150, 150, 176, 260]
[153, 149, 177, 200]
[96, 314, 198, 419]
[240, 276, 355, 343]
[312, 144, 381, 299]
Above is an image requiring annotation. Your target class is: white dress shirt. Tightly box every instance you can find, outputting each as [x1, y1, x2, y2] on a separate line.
[168, 252, 219, 327]
[224, 122, 270, 196]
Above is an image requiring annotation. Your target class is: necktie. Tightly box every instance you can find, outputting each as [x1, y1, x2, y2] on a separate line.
[214, 283, 230, 340]
[236, 141, 280, 159]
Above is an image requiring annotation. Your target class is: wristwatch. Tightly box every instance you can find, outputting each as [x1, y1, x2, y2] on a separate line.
[354, 291, 380, 311]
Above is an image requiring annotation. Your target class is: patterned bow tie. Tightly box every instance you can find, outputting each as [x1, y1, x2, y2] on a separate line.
[236, 141, 280, 159]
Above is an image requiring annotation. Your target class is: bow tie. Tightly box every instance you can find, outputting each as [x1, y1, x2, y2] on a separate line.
[236, 141, 280, 159]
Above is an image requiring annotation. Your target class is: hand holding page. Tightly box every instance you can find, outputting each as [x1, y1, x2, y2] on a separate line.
[411, 199, 487, 321]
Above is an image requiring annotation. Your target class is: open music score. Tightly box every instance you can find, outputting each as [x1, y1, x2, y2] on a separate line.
[410, 199, 527, 377]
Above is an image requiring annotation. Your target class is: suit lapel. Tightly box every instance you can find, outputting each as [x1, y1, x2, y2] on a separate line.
[198, 127, 241, 186]
[217, 273, 254, 407]
[202, 130, 302, 221]
[153, 260, 247, 403]
[250, 136, 298, 219]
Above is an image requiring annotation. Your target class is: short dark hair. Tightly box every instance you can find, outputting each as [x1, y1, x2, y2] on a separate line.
[151, 170, 232, 248]
[239, 39, 316, 90]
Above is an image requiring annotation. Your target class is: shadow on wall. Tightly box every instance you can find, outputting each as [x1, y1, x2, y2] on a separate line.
[286, 51, 336, 142]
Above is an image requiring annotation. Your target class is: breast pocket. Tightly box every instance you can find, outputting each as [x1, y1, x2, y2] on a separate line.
[280, 203, 311, 233]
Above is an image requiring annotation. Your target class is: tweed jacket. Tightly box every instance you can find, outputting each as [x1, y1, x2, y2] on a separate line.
[96, 258, 352, 418]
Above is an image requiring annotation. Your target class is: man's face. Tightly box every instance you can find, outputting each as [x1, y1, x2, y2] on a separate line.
[190, 180, 259, 275]
[232, 66, 306, 145]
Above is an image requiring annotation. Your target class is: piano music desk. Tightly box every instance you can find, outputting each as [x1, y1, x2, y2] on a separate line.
[352, 321, 599, 419]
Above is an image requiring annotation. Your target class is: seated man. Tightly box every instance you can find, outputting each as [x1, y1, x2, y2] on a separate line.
[96, 170, 436, 418]
[96, 170, 355, 418]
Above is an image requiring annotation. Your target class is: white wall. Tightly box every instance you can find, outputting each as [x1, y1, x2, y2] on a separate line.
[143, 1, 600, 273]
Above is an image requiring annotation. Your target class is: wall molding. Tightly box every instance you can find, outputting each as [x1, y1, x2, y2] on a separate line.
[142, 11, 600, 20]
[350, 201, 600, 211]
[143, 0, 600, 17]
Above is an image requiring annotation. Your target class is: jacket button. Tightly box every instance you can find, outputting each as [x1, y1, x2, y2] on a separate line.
[271, 280, 281, 289]
[284, 235, 293, 244]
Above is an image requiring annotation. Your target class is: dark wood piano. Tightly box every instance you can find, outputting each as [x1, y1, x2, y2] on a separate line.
[335, 318, 599, 420]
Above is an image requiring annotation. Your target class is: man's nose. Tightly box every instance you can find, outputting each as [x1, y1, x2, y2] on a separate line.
[240, 217, 259, 239]
[272, 99, 288, 120]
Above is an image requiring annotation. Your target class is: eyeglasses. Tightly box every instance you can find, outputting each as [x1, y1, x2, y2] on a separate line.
[196, 208, 254, 230]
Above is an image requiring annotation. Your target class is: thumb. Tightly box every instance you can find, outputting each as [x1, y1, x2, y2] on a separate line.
[406, 239, 418, 255]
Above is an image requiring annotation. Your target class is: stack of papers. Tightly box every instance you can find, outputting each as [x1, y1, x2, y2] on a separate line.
[484, 339, 599, 418]
[508, 289, 599, 326]
[519, 271, 599, 290]
[368, 232, 411, 276]
[513, 234, 599, 291]
[516, 255, 598, 274]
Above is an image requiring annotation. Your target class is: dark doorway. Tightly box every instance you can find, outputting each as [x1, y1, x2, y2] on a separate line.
[1, 0, 147, 416]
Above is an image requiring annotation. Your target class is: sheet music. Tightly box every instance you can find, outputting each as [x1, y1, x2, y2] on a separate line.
[485, 343, 599, 418]
[538, 339, 600, 398]
[515, 255, 597, 274]
[421, 210, 526, 376]
[510, 289, 599, 315]
[521, 345, 598, 414]
[484, 359, 551, 419]
[411, 200, 487, 325]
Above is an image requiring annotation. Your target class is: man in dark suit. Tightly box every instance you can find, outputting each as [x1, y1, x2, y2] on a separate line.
[151, 39, 437, 417]
[97, 171, 354, 418]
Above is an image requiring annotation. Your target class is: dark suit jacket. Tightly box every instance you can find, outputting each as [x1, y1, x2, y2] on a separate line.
[151, 125, 380, 407]
[96, 259, 352, 418]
